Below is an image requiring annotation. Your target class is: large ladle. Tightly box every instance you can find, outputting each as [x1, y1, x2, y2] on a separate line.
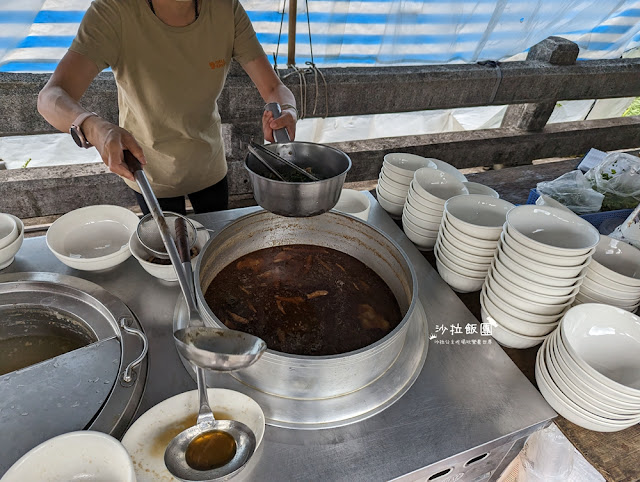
[122, 152, 267, 480]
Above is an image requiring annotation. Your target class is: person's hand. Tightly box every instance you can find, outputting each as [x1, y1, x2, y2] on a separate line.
[83, 116, 146, 181]
[262, 107, 297, 143]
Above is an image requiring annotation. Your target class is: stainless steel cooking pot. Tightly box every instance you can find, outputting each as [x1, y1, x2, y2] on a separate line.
[194, 210, 419, 400]
[244, 103, 351, 217]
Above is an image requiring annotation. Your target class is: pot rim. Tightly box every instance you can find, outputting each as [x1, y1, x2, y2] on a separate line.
[194, 210, 418, 361]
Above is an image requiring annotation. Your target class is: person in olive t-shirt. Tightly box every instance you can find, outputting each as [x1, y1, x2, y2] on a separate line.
[38, 0, 297, 215]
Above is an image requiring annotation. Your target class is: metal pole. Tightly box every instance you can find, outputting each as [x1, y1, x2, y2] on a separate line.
[287, 0, 297, 66]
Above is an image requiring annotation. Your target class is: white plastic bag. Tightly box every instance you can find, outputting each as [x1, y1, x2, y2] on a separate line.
[518, 425, 574, 481]
[585, 153, 640, 210]
[609, 203, 640, 249]
[536, 171, 604, 215]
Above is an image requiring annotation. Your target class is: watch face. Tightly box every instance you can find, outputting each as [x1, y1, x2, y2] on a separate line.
[70, 125, 84, 147]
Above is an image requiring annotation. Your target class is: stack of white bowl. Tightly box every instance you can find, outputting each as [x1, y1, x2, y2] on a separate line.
[574, 235, 640, 313]
[0, 212, 24, 270]
[481, 205, 600, 349]
[376, 153, 437, 218]
[435, 195, 514, 293]
[403, 168, 468, 251]
[536, 304, 640, 432]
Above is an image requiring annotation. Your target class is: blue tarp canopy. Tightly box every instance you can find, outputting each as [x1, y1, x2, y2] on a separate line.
[2, 0, 640, 72]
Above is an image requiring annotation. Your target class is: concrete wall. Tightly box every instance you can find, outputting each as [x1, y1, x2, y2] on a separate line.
[3, 37, 640, 218]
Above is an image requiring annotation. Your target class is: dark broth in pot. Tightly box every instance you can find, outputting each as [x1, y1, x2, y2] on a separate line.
[204, 245, 402, 356]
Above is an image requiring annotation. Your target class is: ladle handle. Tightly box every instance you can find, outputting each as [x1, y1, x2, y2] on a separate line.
[123, 150, 143, 173]
[175, 217, 190, 264]
[123, 150, 198, 316]
[265, 102, 291, 143]
[196, 366, 215, 427]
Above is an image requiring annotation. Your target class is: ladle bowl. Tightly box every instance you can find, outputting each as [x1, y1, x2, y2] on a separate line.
[164, 418, 256, 481]
[164, 367, 258, 481]
[174, 327, 267, 372]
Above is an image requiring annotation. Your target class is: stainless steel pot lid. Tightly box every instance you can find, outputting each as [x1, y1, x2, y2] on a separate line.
[0, 272, 148, 475]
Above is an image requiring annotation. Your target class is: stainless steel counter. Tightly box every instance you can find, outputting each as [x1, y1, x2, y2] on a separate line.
[4, 195, 555, 481]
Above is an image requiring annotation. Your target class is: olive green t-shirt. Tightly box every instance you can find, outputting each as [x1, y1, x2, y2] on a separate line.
[70, 0, 265, 197]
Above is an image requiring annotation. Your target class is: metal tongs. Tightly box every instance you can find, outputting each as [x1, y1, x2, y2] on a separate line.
[247, 141, 319, 182]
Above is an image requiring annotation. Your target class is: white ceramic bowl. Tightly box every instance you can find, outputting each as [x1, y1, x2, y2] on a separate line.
[130, 220, 210, 282]
[546, 333, 640, 416]
[486, 274, 575, 316]
[499, 233, 590, 279]
[489, 262, 579, 306]
[121, 388, 265, 482]
[442, 215, 499, 250]
[462, 182, 499, 198]
[577, 284, 640, 310]
[435, 242, 488, 277]
[407, 186, 445, 215]
[383, 153, 437, 178]
[333, 189, 371, 221]
[544, 336, 640, 420]
[503, 225, 594, 268]
[435, 253, 485, 293]
[436, 239, 490, 275]
[402, 213, 439, 239]
[379, 171, 411, 191]
[412, 168, 469, 206]
[576, 286, 640, 313]
[444, 195, 514, 240]
[404, 223, 438, 250]
[0, 215, 24, 270]
[561, 304, 640, 395]
[506, 205, 600, 256]
[439, 221, 497, 257]
[493, 255, 582, 297]
[496, 243, 586, 288]
[484, 282, 567, 324]
[481, 290, 558, 337]
[481, 293, 548, 348]
[377, 182, 406, 205]
[402, 206, 441, 231]
[585, 267, 640, 294]
[376, 187, 404, 216]
[380, 165, 413, 185]
[536, 338, 638, 431]
[439, 233, 493, 266]
[46, 205, 139, 271]
[404, 199, 443, 224]
[2, 431, 136, 482]
[378, 176, 409, 198]
[429, 158, 468, 182]
[0, 213, 18, 250]
[590, 235, 640, 287]
[580, 275, 640, 302]
[550, 330, 640, 409]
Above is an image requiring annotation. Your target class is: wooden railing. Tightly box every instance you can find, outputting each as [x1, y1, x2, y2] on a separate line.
[2, 36, 640, 217]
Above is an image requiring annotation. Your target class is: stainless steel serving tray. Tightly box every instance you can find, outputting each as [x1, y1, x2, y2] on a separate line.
[0, 273, 148, 474]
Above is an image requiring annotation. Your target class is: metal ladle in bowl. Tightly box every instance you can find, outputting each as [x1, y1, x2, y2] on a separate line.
[164, 364, 257, 481]
[122, 151, 267, 479]
[165, 218, 266, 481]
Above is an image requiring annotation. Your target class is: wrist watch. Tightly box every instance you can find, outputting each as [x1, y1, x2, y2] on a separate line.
[70, 112, 98, 148]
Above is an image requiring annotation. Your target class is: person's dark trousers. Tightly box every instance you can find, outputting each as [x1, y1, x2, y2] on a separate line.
[134, 176, 229, 216]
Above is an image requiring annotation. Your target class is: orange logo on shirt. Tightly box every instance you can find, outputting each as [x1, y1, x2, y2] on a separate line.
[209, 59, 226, 69]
